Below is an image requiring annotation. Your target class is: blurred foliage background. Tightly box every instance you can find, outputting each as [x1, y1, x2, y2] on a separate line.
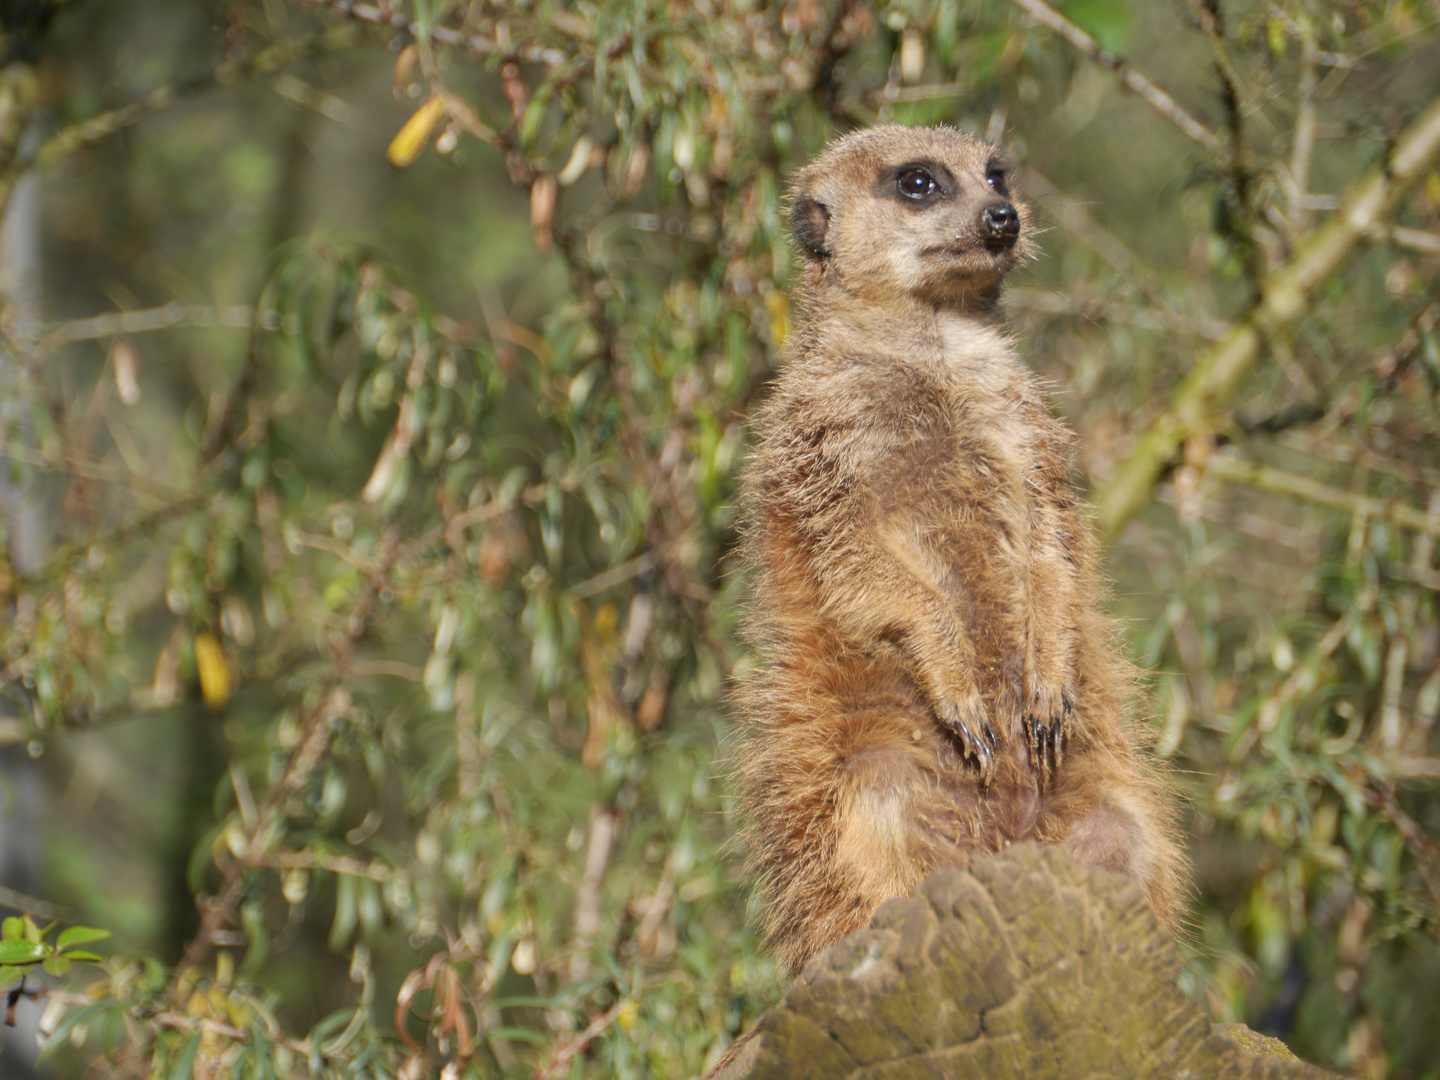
[0, 0, 1437, 1076]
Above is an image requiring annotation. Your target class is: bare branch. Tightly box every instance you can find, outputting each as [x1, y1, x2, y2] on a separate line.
[1202, 454, 1440, 538]
[178, 531, 401, 971]
[533, 999, 627, 1080]
[24, 28, 365, 182]
[28, 305, 253, 355]
[568, 804, 617, 984]
[1006, 0, 1225, 159]
[35, 991, 313, 1057]
[1020, 168, 1229, 341]
[1093, 93, 1440, 540]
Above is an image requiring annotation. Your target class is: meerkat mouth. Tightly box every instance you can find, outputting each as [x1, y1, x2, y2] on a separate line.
[920, 237, 1019, 262]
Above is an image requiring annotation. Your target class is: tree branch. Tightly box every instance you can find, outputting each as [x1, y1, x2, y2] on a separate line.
[1093, 93, 1440, 541]
[20, 27, 364, 186]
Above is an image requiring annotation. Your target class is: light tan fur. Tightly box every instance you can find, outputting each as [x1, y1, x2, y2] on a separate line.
[732, 125, 1187, 975]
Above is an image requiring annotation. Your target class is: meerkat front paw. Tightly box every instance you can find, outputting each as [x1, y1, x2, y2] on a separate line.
[933, 690, 998, 784]
[1024, 682, 1072, 785]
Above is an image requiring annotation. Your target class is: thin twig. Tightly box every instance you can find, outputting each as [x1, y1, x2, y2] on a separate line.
[1006, 0, 1225, 159]
[1367, 787, 1440, 918]
[568, 805, 617, 984]
[27, 304, 254, 358]
[1287, 18, 1320, 234]
[178, 531, 401, 971]
[1020, 169, 1228, 341]
[24, 28, 365, 178]
[564, 552, 654, 601]
[1389, 226, 1440, 255]
[291, 531, 381, 573]
[533, 999, 627, 1080]
[295, 0, 571, 66]
[257, 850, 393, 880]
[0, 885, 75, 922]
[1187, 0, 1260, 291]
[35, 990, 312, 1056]
[0, 440, 192, 505]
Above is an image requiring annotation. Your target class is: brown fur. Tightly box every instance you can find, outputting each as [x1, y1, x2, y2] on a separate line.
[732, 125, 1188, 976]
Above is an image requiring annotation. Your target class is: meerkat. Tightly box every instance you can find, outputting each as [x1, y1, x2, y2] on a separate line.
[732, 124, 1188, 975]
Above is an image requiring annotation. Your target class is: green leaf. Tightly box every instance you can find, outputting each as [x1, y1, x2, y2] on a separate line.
[1, 917, 22, 939]
[171, 1031, 202, 1080]
[42, 955, 71, 976]
[1061, 0, 1133, 54]
[0, 965, 22, 986]
[483, 1026, 550, 1045]
[57, 926, 111, 951]
[58, 950, 103, 963]
[0, 940, 46, 965]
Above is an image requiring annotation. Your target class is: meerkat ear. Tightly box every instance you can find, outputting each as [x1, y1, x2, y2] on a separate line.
[791, 197, 831, 260]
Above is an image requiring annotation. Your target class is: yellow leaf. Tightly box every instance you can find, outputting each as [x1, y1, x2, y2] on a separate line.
[766, 289, 788, 350]
[616, 998, 639, 1036]
[194, 632, 232, 708]
[1266, 17, 1286, 58]
[387, 95, 447, 168]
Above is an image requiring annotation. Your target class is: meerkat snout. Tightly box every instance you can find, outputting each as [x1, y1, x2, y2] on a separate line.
[982, 201, 1020, 246]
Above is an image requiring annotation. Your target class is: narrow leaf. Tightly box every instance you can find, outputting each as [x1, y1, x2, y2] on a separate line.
[170, 1032, 202, 1080]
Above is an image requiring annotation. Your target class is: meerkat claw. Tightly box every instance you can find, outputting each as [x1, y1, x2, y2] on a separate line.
[968, 724, 995, 783]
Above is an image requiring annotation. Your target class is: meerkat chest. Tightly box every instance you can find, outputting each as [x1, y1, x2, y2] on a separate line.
[932, 319, 1046, 488]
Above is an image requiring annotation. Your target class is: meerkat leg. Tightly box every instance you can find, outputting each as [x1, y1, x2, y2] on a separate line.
[1046, 758, 1188, 933]
[736, 652, 971, 972]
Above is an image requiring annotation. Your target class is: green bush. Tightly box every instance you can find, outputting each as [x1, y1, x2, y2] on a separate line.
[2, 1, 1438, 1076]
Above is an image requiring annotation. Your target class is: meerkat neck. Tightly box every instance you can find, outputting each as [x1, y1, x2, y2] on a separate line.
[804, 288, 1013, 374]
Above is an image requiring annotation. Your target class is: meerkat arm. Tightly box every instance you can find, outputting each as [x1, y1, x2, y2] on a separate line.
[1019, 488, 1087, 781]
[762, 384, 1011, 781]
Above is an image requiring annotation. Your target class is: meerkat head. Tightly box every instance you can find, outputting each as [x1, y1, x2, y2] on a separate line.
[788, 125, 1032, 314]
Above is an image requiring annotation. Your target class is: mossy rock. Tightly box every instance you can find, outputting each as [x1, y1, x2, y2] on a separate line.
[711, 844, 1338, 1080]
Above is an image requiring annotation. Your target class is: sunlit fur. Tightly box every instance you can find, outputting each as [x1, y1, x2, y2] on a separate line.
[732, 125, 1188, 975]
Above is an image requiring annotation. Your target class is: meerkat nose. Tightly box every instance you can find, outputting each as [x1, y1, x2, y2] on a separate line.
[982, 202, 1020, 245]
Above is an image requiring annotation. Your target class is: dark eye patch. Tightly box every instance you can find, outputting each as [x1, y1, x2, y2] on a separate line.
[984, 164, 1009, 194]
[897, 168, 939, 199]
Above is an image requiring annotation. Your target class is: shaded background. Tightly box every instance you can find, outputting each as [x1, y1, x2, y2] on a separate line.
[1, 0, 1439, 1076]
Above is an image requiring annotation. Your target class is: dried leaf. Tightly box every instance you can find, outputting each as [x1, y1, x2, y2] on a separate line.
[530, 174, 557, 254]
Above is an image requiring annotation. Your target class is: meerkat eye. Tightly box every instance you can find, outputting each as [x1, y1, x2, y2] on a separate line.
[897, 168, 938, 199]
[985, 167, 1008, 194]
